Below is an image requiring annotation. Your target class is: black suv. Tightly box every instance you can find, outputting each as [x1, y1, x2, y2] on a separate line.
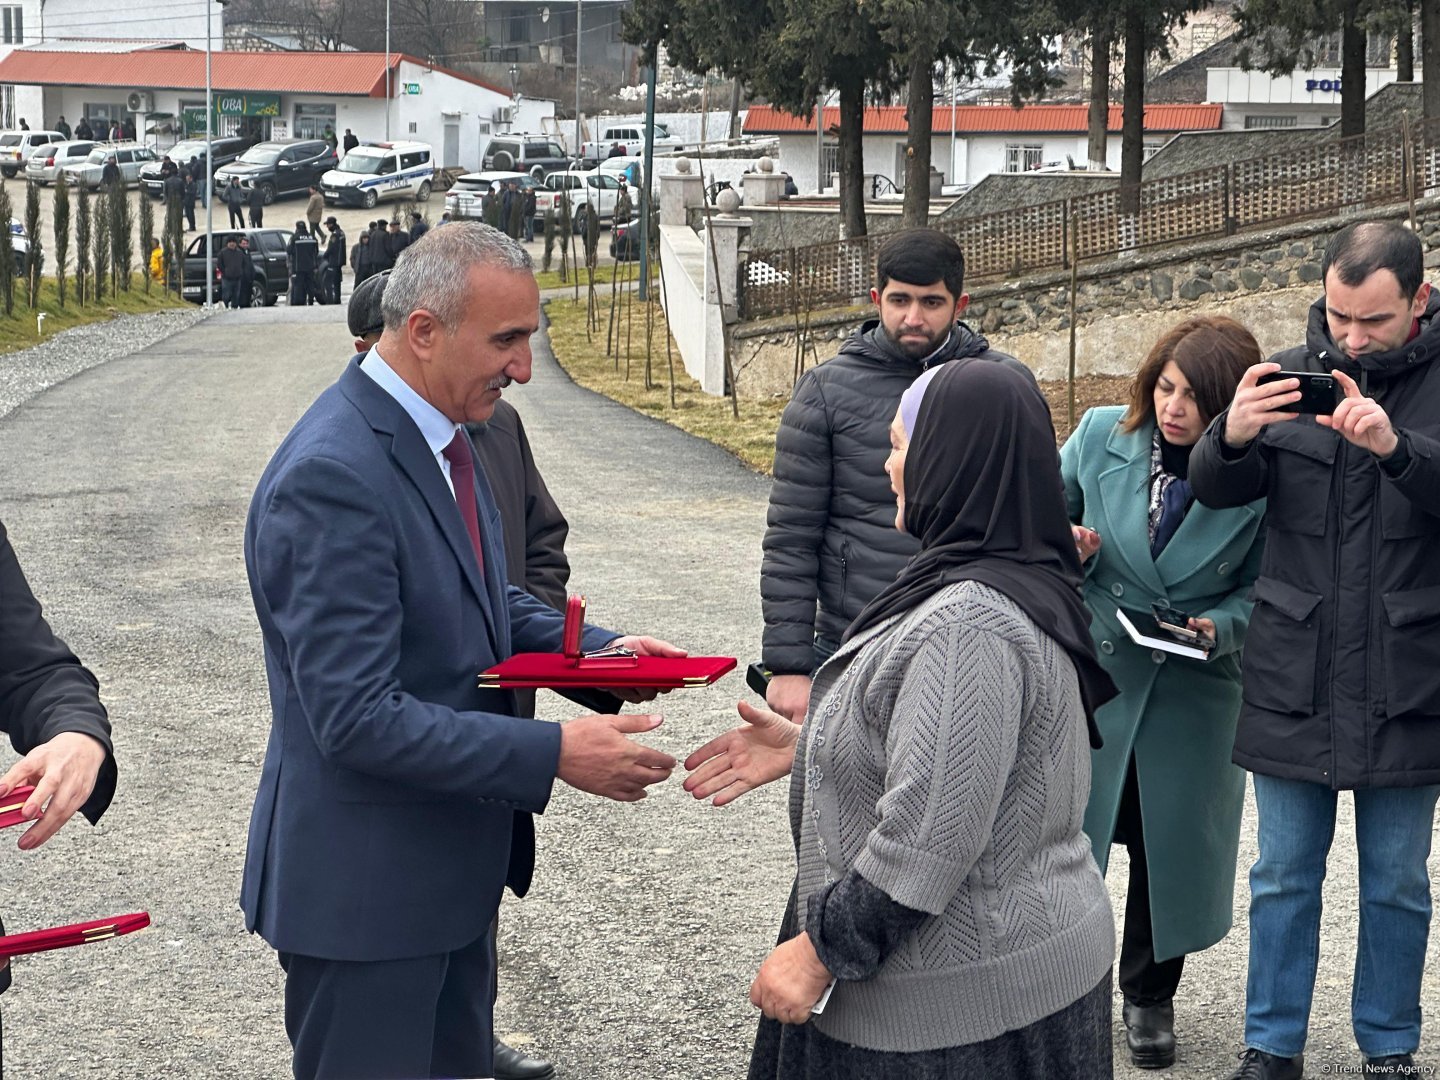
[140, 136, 252, 198]
[179, 228, 293, 307]
[215, 139, 337, 205]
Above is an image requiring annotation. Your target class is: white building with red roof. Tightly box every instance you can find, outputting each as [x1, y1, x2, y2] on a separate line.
[742, 103, 1224, 194]
[0, 46, 553, 170]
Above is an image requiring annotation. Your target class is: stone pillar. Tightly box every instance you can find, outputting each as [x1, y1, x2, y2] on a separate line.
[742, 156, 788, 206]
[704, 189, 751, 324]
[660, 157, 705, 226]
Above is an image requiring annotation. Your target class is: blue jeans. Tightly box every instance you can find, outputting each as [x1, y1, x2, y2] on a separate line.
[1245, 774, 1440, 1059]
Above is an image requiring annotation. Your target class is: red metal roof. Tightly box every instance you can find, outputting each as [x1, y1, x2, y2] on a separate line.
[0, 49, 507, 98]
[743, 103, 1222, 135]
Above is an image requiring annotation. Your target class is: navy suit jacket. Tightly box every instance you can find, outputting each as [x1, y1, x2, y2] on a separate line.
[240, 358, 613, 962]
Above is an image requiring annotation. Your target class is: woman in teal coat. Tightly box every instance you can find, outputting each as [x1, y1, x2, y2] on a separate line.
[1060, 315, 1266, 1071]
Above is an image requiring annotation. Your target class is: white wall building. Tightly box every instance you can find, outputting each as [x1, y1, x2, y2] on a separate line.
[1206, 66, 1403, 130]
[743, 104, 1222, 194]
[0, 48, 552, 170]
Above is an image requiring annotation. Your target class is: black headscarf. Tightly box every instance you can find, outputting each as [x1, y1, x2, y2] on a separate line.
[843, 359, 1117, 746]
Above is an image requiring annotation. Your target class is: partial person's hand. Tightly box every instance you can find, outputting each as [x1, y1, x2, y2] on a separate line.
[1072, 525, 1102, 563]
[750, 932, 832, 1025]
[556, 713, 676, 802]
[1317, 369, 1399, 458]
[606, 635, 687, 703]
[1224, 362, 1301, 448]
[683, 701, 801, 806]
[765, 673, 812, 723]
[1188, 616, 1217, 642]
[0, 732, 108, 851]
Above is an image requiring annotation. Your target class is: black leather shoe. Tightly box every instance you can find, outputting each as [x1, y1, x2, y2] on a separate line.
[1224, 1048, 1305, 1080]
[493, 1038, 555, 1080]
[1123, 998, 1176, 1069]
[1364, 1054, 1415, 1076]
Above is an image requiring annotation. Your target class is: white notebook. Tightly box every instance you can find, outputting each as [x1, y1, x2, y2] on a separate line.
[1114, 608, 1212, 662]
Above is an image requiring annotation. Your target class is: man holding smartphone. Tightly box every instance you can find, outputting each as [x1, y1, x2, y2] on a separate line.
[1190, 220, 1440, 1080]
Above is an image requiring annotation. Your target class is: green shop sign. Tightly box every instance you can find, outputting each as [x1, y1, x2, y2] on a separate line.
[214, 93, 281, 117]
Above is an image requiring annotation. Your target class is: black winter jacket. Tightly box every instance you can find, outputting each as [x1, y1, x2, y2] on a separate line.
[1191, 291, 1440, 789]
[760, 320, 1030, 674]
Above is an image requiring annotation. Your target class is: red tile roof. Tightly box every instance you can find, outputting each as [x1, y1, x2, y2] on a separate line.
[0, 49, 507, 98]
[743, 103, 1222, 135]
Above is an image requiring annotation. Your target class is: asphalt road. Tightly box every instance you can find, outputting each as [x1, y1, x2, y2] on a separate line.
[0, 303, 1435, 1078]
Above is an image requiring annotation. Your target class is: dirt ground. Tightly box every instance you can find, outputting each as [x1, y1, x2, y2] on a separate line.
[1041, 373, 1133, 443]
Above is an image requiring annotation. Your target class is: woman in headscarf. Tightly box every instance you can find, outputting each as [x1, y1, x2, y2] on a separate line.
[687, 359, 1118, 1079]
[1060, 316, 1266, 1070]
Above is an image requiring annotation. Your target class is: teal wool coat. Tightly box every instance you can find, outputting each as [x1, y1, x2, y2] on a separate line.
[1061, 407, 1265, 962]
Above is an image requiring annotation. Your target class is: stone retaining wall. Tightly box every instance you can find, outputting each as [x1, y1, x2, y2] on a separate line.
[728, 197, 1440, 399]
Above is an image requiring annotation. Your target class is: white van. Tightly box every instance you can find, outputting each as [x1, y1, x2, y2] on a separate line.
[320, 140, 435, 209]
[0, 130, 65, 177]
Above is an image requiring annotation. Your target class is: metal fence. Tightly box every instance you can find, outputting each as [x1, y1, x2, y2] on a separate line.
[740, 116, 1440, 320]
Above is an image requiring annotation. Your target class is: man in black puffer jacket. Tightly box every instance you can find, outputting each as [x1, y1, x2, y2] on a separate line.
[760, 228, 1033, 721]
[1191, 221, 1440, 1080]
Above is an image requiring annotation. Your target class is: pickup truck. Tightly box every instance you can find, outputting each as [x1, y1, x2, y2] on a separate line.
[535, 168, 627, 234]
[580, 123, 683, 164]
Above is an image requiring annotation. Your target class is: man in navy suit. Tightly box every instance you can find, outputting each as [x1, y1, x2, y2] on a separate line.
[242, 222, 679, 1080]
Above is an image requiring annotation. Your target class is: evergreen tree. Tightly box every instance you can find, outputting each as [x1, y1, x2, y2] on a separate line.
[76, 184, 91, 306]
[23, 179, 42, 309]
[92, 192, 110, 302]
[138, 187, 155, 296]
[0, 187, 14, 317]
[53, 172, 70, 308]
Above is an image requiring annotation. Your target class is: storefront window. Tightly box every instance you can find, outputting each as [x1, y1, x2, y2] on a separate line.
[293, 104, 336, 141]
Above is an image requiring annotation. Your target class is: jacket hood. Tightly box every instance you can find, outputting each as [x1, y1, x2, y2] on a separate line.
[1304, 288, 1440, 380]
[838, 319, 996, 372]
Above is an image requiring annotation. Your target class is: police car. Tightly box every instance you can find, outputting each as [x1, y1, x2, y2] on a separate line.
[320, 141, 435, 209]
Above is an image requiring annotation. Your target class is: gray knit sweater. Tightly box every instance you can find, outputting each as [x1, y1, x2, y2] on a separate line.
[791, 581, 1114, 1052]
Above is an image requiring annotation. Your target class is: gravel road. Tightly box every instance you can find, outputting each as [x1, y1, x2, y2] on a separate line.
[0, 302, 1434, 1079]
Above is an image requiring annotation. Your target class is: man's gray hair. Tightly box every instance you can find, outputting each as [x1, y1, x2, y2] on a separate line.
[381, 223, 532, 333]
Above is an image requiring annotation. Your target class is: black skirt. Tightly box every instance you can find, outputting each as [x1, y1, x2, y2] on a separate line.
[747, 894, 1113, 1080]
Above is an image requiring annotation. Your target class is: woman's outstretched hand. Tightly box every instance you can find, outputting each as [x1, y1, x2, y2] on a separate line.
[683, 701, 801, 806]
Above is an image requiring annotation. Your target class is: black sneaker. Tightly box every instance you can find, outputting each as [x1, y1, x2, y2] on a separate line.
[1224, 1048, 1305, 1080]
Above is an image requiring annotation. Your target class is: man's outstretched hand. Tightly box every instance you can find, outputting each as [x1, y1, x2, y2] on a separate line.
[557, 713, 676, 802]
[0, 732, 108, 851]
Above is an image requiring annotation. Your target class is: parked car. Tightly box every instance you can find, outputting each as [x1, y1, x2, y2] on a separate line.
[24, 140, 97, 184]
[215, 139, 338, 205]
[611, 218, 640, 261]
[581, 122, 683, 164]
[60, 143, 158, 189]
[321, 140, 434, 209]
[179, 228, 292, 307]
[0, 130, 65, 178]
[1, 218, 30, 276]
[139, 136, 252, 198]
[535, 168, 622, 234]
[444, 171, 542, 222]
[480, 134, 573, 180]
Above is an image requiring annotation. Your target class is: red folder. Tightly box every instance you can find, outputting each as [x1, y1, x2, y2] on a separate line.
[0, 786, 37, 829]
[0, 912, 150, 959]
[479, 594, 736, 690]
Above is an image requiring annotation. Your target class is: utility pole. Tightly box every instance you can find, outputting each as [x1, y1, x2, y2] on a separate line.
[384, 0, 392, 140]
[574, 0, 582, 159]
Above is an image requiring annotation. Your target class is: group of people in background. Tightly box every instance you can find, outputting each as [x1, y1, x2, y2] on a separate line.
[736, 221, 1437, 1080]
[351, 213, 428, 286]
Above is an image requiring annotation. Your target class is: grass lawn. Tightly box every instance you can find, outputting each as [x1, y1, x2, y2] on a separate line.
[543, 283, 787, 474]
[533, 262, 619, 292]
[0, 274, 186, 357]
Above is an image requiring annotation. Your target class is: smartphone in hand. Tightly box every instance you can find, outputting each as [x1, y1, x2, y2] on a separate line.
[1256, 370, 1338, 416]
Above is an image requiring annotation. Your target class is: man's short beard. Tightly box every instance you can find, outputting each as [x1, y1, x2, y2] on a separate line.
[883, 323, 944, 357]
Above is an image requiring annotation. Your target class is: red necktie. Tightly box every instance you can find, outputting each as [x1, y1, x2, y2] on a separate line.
[441, 430, 484, 577]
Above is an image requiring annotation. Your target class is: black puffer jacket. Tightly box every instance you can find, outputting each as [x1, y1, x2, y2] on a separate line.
[1191, 290, 1440, 789]
[760, 320, 1029, 674]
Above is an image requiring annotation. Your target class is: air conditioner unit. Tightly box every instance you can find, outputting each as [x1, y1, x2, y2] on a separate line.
[493, 106, 514, 124]
[126, 91, 154, 113]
